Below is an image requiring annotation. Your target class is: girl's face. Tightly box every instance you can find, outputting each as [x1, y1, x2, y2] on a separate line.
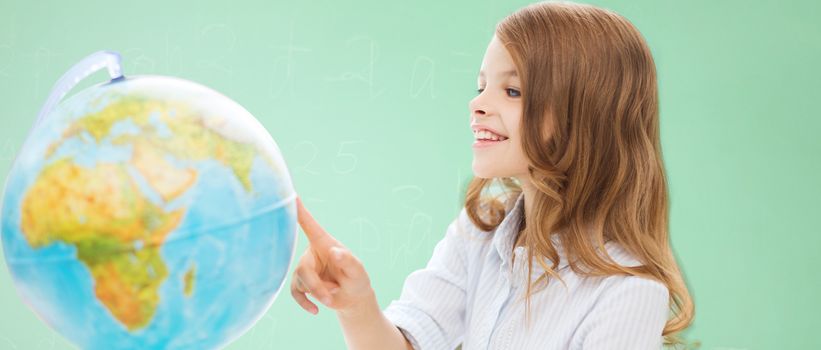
[469, 35, 530, 180]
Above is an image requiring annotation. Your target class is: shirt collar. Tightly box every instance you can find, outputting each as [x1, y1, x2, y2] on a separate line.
[492, 192, 570, 281]
[492, 192, 525, 269]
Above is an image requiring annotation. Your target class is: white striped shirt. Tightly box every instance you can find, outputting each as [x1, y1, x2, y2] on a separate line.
[383, 192, 670, 349]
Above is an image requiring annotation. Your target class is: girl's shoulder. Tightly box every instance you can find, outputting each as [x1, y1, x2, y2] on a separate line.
[595, 241, 670, 296]
[447, 207, 494, 243]
[601, 240, 643, 268]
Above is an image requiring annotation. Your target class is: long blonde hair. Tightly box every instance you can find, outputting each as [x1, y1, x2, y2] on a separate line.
[464, 1, 694, 346]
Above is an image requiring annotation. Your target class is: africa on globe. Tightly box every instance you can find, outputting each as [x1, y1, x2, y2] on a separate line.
[0, 51, 298, 349]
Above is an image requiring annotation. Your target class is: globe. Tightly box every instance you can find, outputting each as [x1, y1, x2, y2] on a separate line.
[1, 52, 298, 349]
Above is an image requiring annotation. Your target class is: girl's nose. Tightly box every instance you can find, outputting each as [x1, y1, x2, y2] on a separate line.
[469, 95, 490, 119]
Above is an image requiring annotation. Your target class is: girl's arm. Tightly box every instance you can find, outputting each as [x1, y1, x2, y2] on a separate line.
[335, 289, 413, 350]
[291, 197, 413, 350]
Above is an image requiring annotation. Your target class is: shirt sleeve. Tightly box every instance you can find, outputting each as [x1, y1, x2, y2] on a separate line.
[577, 275, 671, 350]
[382, 209, 472, 350]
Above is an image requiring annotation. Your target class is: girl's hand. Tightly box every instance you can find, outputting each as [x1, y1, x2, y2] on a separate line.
[291, 196, 376, 316]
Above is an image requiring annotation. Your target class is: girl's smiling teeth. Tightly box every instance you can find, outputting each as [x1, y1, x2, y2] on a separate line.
[474, 130, 509, 141]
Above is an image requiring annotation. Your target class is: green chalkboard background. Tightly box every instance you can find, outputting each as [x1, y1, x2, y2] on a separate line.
[0, 0, 819, 348]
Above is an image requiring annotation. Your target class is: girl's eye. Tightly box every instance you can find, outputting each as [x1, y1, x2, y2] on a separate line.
[475, 87, 520, 97]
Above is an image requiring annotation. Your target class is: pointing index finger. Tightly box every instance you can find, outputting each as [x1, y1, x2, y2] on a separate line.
[296, 196, 333, 247]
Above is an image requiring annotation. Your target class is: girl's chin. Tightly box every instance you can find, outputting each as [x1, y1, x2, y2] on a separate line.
[471, 166, 502, 179]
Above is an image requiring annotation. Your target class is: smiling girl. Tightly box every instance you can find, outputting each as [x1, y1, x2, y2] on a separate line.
[290, 1, 694, 349]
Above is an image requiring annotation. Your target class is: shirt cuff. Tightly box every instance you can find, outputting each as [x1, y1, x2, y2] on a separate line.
[383, 301, 450, 350]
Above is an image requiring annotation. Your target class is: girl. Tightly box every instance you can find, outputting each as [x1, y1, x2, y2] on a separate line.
[290, 1, 694, 349]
